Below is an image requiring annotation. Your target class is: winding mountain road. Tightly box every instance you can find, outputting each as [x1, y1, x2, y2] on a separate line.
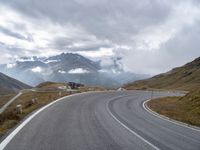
[1, 91, 200, 150]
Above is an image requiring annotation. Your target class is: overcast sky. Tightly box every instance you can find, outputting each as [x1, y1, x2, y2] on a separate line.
[0, 0, 200, 75]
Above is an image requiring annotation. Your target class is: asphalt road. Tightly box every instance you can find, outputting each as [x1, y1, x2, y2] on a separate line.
[1, 91, 200, 150]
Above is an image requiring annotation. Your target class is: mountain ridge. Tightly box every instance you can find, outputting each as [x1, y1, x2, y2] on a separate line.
[0, 72, 31, 95]
[124, 57, 200, 91]
[0, 53, 147, 87]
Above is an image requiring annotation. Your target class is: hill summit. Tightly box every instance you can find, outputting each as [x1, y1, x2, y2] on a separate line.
[125, 57, 200, 91]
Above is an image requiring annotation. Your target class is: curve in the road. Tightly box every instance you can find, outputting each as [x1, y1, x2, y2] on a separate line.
[0, 91, 200, 150]
[143, 99, 200, 132]
[107, 96, 160, 150]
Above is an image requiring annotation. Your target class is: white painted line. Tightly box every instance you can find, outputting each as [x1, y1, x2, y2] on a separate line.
[107, 100, 160, 150]
[0, 91, 99, 150]
[143, 99, 200, 133]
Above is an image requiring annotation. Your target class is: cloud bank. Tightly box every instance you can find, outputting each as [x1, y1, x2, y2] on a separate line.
[0, 0, 200, 75]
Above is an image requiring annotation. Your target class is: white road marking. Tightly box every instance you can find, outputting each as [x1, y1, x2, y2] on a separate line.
[0, 91, 98, 150]
[143, 99, 200, 133]
[107, 99, 160, 150]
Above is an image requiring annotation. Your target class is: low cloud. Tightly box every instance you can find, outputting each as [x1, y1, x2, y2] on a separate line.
[31, 67, 43, 73]
[0, 0, 200, 75]
[68, 68, 90, 74]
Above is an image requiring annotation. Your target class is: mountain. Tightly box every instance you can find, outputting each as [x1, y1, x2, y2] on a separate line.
[0, 72, 31, 95]
[124, 57, 200, 91]
[0, 53, 147, 87]
[45, 53, 100, 73]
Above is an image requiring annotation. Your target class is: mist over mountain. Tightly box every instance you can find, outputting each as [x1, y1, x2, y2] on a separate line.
[0, 53, 148, 87]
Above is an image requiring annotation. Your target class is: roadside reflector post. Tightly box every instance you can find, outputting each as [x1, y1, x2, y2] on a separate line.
[151, 90, 153, 100]
[31, 98, 35, 104]
[32, 98, 38, 104]
[59, 91, 62, 97]
[16, 104, 22, 114]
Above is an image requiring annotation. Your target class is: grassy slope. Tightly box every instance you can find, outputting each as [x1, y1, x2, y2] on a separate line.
[124, 57, 200, 91]
[36, 81, 66, 89]
[125, 57, 200, 126]
[0, 91, 71, 137]
[0, 89, 16, 95]
[0, 72, 31, 95]
[0, 94, 16, 108]
[0, 81, 106, 137]
[148, 89, 200, 126]
[36, 81, 106, 92]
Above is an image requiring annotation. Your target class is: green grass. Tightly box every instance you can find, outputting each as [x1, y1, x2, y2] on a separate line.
[124, 57, 200, 91]
[124, 57, 200, 127]
[0, 91, 71, 137]
[0, 86, 106, 137]
[0, 94, 16, 107]
[147, 89, 200, 127]
[36, 81, 66, 89]
[0, 120, 18, 136]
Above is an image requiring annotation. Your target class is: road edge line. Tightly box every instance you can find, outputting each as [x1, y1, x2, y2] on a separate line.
[143, 99, 200, 132]
[0, 91, 99, 150]
[106, 98, 160, 150]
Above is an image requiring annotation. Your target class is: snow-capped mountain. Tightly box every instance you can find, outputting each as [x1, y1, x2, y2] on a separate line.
[44, 53, 100, 73]
[0, 53, 148, 87]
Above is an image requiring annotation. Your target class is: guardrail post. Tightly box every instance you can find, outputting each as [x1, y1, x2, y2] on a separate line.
[31, 98, 39, 104]
[151, 90, 154, 100]
[16, 104, 22, 114]
[59, 91, 62, 97]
